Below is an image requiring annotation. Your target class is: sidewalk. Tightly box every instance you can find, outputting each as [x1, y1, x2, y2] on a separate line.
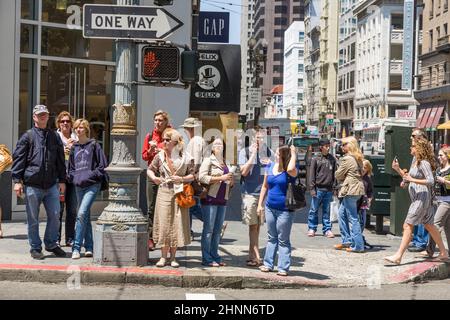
[0, 218, 448, 289]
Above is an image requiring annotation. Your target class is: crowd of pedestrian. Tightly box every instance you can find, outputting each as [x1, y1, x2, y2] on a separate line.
[1, 105, 449, 276]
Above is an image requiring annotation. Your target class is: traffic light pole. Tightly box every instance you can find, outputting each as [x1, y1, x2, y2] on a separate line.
[93, 0, 148, 266]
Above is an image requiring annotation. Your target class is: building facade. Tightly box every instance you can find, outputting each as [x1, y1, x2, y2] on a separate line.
[240, 0, 256, 121]
[337, 0, 359, 137]
[244, 0, 303, 122]
[305, 0, 339, 132]
[415, 0, 450, 144]
[283, 21, 305, 121]
[353, 0, 419, 133]
[0, 0, 193, 220]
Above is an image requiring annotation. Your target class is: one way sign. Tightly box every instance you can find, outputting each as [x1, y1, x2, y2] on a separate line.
[83, 4, 183, 40]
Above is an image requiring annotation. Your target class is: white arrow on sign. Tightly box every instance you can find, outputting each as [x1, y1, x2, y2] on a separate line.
[83, 4, 184, 40]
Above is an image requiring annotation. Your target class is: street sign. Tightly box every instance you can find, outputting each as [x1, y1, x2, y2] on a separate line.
[83, 4, 183, 40]
[248, 88, 262, 111]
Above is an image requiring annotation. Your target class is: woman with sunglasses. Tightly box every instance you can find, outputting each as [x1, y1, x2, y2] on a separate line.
[425, 147, 450, 258]
[387, 139, 449, 264]
[142, 110, 171, 251]
[147, 128, 194, 268]
[55, 111, 78, 247]
[334, 137, 366, 253]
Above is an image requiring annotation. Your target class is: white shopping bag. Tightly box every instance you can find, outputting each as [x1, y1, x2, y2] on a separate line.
[330, 197, 339, 223]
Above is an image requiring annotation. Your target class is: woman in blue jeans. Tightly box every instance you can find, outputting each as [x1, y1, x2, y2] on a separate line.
[198, 138, 234, 267]
[68, 119, 108, 259]
[334, 136, 366, 253]
[257, 145, 297, 276]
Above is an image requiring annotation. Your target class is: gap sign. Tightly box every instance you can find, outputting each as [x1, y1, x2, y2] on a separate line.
[83, 4, 183, 40]
[198, 12, 229, 43]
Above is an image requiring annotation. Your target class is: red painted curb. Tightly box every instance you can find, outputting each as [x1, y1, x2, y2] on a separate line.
[0, 264, 183, 276]
[389, 261, 444, 282]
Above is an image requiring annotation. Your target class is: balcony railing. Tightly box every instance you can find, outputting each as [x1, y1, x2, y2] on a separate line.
[391, 30, 403, 43]
[390, 60, 403, 74]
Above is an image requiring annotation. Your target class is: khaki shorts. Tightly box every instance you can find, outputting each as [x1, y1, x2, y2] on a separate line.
[242, 194, 264, 226]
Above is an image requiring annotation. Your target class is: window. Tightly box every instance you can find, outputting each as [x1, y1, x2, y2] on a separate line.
[430, 30, 434, 51]
[274, 29, 283, 37]
[298, 78, 303, 87]
[273, 53, 282, 61]
[297, 93, 303, 101]
[444, 23, 448, 36]
[273, 77, 283, 85]
[298, 49, 304, 57]
[275, 5, 288, 14]
[274, 17, 287, 25]
[299, 32, 305, 42]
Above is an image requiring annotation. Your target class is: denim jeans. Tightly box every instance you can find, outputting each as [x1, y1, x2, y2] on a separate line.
[263, 206, 294, 272]
[307, 190, 333, 233]
[189, 196, 203, 231]
[73, 183, 100, 253]
[338, 195, 364, 251]
[358, 209, 367, 243]
[411, 224, 429, 249]
[25, 184, 61, 251]
[201, 205, 226, 264]
[58, 182, 77, 244]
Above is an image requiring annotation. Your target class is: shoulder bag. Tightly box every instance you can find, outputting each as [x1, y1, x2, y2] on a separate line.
[285, 174, 307, 212]
[0, 144, 13, 174]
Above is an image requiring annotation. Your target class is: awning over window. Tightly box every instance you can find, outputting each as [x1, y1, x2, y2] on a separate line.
[417, 106, 445, 129]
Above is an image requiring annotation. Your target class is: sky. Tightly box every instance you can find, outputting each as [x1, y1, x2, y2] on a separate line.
[200, 0, 242, 44]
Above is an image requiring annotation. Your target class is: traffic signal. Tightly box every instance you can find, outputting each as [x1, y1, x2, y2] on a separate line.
[141, 45, 180, 81]
[180, 50, 199, 84]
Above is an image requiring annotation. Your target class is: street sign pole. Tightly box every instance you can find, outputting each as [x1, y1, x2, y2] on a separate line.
[93, 0, 148, 266]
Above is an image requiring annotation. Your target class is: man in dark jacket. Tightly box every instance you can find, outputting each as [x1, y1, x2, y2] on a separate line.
[307, 138, 337, 238]
[12, 105, 67, 259]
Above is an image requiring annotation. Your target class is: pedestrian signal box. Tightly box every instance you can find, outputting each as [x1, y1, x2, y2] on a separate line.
[141, 45, 180, 82]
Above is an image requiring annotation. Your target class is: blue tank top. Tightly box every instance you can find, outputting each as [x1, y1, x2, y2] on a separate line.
[266, 162, 292, 211]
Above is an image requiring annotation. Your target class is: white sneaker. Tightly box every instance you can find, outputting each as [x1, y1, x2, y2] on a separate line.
[72, 251, 81, 260]
[85, 251, 93, 257]
[170, 259, 180, 268]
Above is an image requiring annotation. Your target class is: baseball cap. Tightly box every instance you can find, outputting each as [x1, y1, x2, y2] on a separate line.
[33, 105, 49, 115]
[319, 138, 330, 147]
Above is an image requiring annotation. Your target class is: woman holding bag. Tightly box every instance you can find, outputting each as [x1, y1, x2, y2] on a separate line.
[257, 145, 297, 276]
[198, 138, 234, 267]
[147, 128, 194, 268]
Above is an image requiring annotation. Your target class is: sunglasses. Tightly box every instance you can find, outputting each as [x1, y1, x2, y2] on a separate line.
[60, 120, 71, 124]
[163, 138, 172, 142]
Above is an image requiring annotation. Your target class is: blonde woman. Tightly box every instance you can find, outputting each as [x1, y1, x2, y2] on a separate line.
[147, 128, 194, 268]
[68, 119, 108, 259]
[359, 160, 374, 250]
[387, 139, 449, 264]
[334, 136, 366, 253]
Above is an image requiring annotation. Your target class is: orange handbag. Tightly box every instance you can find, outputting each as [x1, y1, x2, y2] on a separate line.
[176, 183, 196, 209]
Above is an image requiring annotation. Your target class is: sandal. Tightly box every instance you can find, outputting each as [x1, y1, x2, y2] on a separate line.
[259, 265, 272, 272]
[246, 259, 260, 267]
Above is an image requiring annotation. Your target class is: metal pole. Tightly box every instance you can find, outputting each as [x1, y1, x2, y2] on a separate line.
[93, 0, 148, 266]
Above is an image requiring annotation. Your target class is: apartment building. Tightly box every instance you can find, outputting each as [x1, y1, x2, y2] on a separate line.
[304, 0, 339, 130]
[283, 21, 305, 120]
[415, 0, 450, 142]
[337, 0, 359, 137]
[353, 0, 419, 133]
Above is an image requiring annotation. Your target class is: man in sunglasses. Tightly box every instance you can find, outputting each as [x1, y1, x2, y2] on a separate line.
[12, 105, 67, 260]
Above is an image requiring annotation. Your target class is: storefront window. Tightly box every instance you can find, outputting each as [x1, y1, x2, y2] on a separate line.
[19, 58, 35, 139]
[21, 0, 38, 20]
[42, 0, 112, 25]
[20, 24, 38, 54]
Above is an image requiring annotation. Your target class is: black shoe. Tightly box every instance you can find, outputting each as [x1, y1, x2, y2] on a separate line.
[30, 249, 44, 260]
[364, 241, 374, 250]
[407, 246, 425, 253]
[45, 246, 67, 257]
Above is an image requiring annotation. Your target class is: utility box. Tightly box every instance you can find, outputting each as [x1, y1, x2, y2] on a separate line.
[385, 125, 413, 236]
[366, 155, 390, 234]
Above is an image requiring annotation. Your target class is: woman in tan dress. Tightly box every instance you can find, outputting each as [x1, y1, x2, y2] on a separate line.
[147, 128, 194, 268]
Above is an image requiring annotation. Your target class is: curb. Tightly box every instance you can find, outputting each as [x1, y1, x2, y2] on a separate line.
[0, 262, 448, 289]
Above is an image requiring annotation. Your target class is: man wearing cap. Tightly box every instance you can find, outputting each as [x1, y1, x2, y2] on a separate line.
[182, 118, 207, 240]
[307, 138, 337, 238]
[12, 105, 67, 259]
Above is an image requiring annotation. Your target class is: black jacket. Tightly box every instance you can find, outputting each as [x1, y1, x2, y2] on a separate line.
[309, 153, 337, 192]
[12, 127, 66, 189]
